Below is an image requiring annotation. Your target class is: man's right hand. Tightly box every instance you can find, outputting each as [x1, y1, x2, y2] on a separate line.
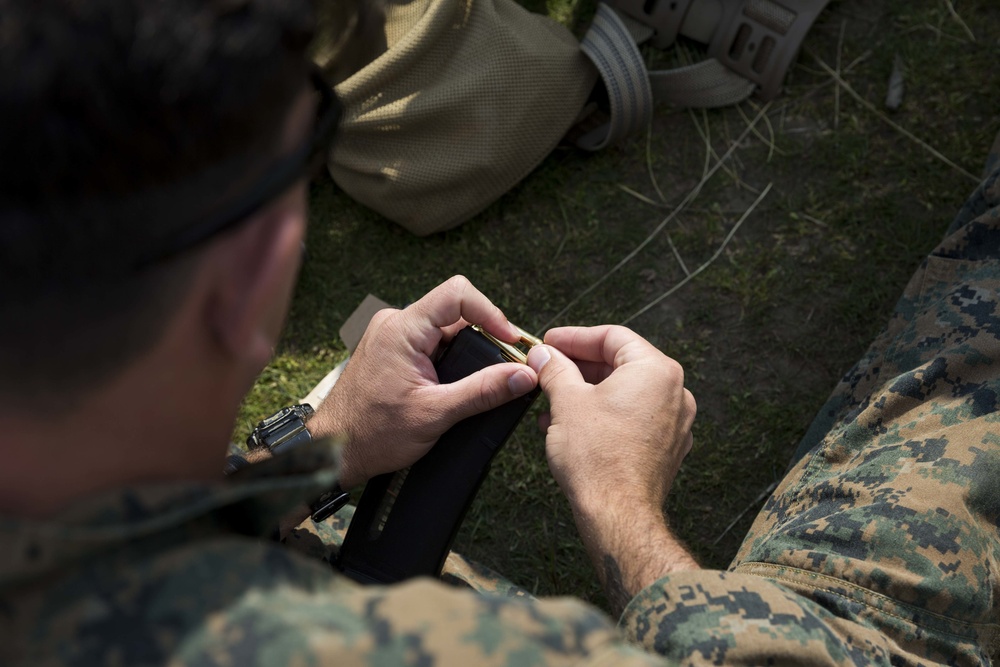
[528, 325, 696, 512]
[527, 325, 700, 615]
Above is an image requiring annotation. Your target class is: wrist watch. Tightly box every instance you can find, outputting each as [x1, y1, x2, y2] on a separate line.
[246, 403, 315, 454]
[247, 403, 352, 523]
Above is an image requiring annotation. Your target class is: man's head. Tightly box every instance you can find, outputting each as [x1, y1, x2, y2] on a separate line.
[0, 0, 327, 410]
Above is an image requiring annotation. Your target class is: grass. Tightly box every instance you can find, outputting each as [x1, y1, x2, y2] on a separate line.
[236, 0, 1000, 612]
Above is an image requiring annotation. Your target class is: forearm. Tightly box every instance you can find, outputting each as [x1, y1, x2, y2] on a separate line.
[572, 500, 700, 617]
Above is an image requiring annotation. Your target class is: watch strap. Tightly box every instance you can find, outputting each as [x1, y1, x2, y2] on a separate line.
[310, 483, 351, 522]
[247, 403, 351, 523]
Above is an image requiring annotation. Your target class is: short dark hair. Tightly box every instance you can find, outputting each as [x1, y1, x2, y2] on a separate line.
[0, 0, 316, 407]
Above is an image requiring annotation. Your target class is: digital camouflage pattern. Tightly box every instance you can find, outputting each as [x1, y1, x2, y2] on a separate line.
[728, 152, 1000, 665]
[619, 157, 1000, 664]
[4, 152, 1000, 667]
[0, 442, 661, 666]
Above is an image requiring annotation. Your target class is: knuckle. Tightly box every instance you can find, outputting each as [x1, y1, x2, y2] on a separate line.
[684, 389, 697, 415]
[606, 324, 633, 338]
[446, 274, 472, 295]
[370, 310, 405, 344]
[658, 356, 685, 384]
[369, 308, 396, 329]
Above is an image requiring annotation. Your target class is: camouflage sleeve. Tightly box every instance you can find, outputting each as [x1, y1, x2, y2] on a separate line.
[619, 569, 901, 666]
[285, 512, 898, 665]
[170, 577, 664, 666]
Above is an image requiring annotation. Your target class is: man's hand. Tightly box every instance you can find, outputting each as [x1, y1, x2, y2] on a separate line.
[528, 325, 700, 615]
[308, 276, 538, 490]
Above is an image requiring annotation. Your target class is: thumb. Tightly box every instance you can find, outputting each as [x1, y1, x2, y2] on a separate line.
[528, 344, 584, 401]
[427, 362, 538, 426]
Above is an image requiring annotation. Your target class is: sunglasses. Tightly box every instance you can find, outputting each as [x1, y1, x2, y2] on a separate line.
[134, 67, 341, 268]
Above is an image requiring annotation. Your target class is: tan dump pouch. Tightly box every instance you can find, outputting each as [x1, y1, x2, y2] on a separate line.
[319, 0, 598, 236]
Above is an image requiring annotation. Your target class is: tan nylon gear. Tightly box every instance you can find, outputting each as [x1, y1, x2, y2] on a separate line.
[319, 0, 598, 235]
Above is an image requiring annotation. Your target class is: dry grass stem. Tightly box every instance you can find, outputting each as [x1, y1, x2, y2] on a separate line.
[620, 183, 774, 326]
[553, 195, 571, 260]
[943, 0, 976, 42]
[737, 103, 781, 160]
[900, 22, 966, 44]
[795, 49, 870, 83]
[646, 118, 669, 204]
[689, 109, 743, 189]
[712, 481, 779, 545]
[785, 49, 872, 111]
[844, 50, 873, 71]
[810, 52, 979, 183]
[800, 213, 828, 228]
[697, 110, 713, 197]
[667, 234, 691, 276]
[756, 102, 779, 160]
[617, 184, 668, 208]
[539, 106, 772, 331]
[834, 19, 846, 129]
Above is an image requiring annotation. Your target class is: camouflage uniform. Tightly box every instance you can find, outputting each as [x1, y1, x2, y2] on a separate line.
[3, 152, 1000, 666]
[619, 148, 1000, 665]
[0, 444, 662, 666]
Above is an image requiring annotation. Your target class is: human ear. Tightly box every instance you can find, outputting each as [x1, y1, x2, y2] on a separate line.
[204, 187, 307, 370]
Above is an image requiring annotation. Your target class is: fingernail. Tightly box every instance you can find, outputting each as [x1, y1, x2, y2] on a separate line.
[508, 369, 534, 395]
[508, 322, 521, 340]
[527, 346, 551, 373]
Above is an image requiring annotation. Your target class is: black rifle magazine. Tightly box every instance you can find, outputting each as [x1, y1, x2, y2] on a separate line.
[338, 326, 539, 584]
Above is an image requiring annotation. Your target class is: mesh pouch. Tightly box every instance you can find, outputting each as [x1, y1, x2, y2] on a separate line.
[317, 0, 598, 236]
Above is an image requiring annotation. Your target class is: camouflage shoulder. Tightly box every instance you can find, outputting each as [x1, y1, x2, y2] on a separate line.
[170, 577, 664, 666]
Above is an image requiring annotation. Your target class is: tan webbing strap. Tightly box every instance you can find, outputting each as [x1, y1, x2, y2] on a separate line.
[577, 3, 754, 150]
[647, 59, 756, 107]
[578, 0, 829, 150]
[578, 3, 654, 151]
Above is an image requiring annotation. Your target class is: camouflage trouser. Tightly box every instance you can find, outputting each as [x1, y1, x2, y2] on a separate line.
[728, 140, 1000, 662]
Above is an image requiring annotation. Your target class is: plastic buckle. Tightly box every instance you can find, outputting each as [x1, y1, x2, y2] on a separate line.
[613, 0, 699, 49]
[709, 0, 829, 101]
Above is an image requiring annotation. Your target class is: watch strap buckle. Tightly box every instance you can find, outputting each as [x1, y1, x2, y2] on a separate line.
[310, 484, 352, 522]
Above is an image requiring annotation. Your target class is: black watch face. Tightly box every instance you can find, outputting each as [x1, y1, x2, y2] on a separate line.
[249, 404, 314, 453]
